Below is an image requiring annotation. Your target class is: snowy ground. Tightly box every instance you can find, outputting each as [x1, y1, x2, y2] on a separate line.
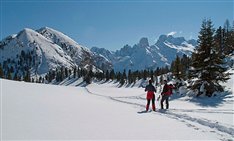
[0, 74, 233, 140]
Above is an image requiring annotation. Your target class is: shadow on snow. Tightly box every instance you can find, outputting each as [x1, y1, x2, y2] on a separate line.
[187, 91, 233, 107]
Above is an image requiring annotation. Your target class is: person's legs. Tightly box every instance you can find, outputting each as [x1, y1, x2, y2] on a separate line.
[146, 99, 150, 111]
[165, 96, 169, 109]
[160, 95, 165, 109]
[152, 95, 156, 111]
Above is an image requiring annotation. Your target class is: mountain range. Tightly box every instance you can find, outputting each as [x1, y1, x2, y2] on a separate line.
[0, 27, 197, 76]
[91, 35, 196, 72]
[0, 27, 112, 76]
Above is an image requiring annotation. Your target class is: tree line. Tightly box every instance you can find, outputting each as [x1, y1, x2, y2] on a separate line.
[0, 49, 38, 82]
[43, 65, 170, 86]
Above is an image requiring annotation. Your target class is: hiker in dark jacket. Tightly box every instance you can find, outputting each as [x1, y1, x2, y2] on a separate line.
[145, 80, 156, 111]
[160, 80, 174, 109]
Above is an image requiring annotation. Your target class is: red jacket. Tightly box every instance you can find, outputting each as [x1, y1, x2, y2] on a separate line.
[162, 84, 173, 96]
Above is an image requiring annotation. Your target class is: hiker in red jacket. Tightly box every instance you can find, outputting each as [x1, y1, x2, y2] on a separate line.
[145, 80, 156, 111]
[160, 80, 174, 109]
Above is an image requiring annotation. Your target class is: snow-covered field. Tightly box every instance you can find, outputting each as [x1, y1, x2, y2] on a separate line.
[0, 74, 233, 140]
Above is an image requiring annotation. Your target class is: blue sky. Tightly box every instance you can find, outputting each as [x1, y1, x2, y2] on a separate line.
[1, 0, 233, 51]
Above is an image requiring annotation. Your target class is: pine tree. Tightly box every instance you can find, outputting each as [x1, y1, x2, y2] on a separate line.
[56, 71, 61, 82]
[7, 71, 12, 80]
[120, 74, 125, 86]
[224, 19, 231, 33]
[65, 67, 68, 78]
[105, 70, 110, 81]
[136, 70, 142, 80]
[31, 78, 34, 83]
[223, 20, 234, 56]
[0, 65, 4, 78]
[77, 67, 81, 78]
[23, 70, 31, 82]
[128, 69, 132, 84]
[190, 19, 229, 96]
[13, 73, 18, 81]
[132, 71, 137, 84]
[143, 70, 148, 80]
[68, 69, 72, 79]
[213, 26, 230, 82]
[73, 67, 77, 78]
[119, 70, 127, 86]
[110, 69, 115, 80]
[60, 67, 65, 80]
[123, 69, 127, 80]
[215, 26, 224, 53]
[190, 19, 215, 85]
[84, 68, 93, 84]
[181, 54, 191, 79]
[116, 72, 121, 82]
[39, 76, 42, 83]
[172, 55, 183, 79]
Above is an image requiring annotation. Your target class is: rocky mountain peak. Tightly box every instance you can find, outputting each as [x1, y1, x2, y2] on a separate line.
[138, 37, 149, 47]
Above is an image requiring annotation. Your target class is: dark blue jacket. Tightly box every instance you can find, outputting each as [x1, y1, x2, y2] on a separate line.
[145, 84, 156, 92]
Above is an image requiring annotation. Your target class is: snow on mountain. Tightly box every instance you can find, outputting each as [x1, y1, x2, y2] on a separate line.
[155, 35, 195, 63]
[115, 39, 163, 72]
[0, 28, 75, 74]
[187, 39, 197, 46]
[90, 47, 113, 71]
[91, 47, 115, 60]
[37, 27, 89, 64]
[115, 44, 133, 57]
[91, 35, 197, 72]
[0, 27, 196, 75]
[0, 27, 111, 75]
[37, 27, 112, 71]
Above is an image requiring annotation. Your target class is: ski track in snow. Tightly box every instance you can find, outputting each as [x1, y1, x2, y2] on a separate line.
[85, 87, 234, 140]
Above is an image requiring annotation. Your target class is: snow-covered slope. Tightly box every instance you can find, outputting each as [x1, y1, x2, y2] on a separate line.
[114, 38, 165, 72]
[0, 27, 111, 75]
[1, 75, 233, 140]
[91, 35, 197, 72]
[37, 27, 90, 65]
[155, 35, 195, 63]
[0, 28, 75, 74]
